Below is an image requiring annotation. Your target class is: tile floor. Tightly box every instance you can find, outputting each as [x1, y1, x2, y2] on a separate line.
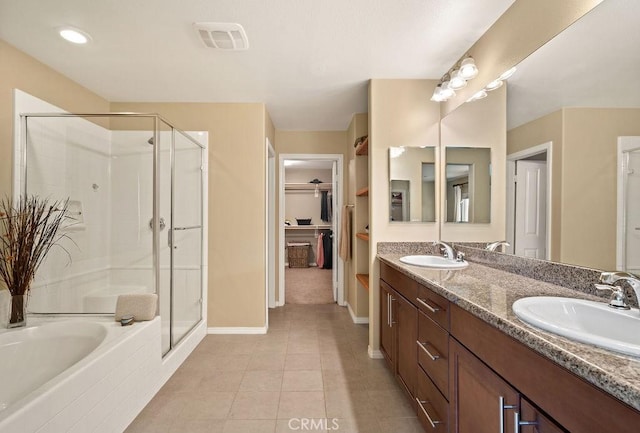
[125, 304, 421, 433]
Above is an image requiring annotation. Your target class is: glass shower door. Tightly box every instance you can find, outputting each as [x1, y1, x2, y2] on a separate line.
[170, 132, 203, 346]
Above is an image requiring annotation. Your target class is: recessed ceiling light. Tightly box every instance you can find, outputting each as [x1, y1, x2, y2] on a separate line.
[59, 27, 91, 44]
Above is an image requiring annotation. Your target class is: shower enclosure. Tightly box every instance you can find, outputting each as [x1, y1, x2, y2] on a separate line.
[15, 102, 206, 355]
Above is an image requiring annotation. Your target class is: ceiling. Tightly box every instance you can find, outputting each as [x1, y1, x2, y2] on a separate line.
[507, 0, 640, 129]
[0, 0, 515, 131]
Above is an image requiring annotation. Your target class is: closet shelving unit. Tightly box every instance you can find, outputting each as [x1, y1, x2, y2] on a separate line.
[355, 136, 369, 290]
[284, 183, 332, 191]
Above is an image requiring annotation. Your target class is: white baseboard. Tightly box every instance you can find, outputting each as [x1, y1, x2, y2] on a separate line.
[368, 345, 384, 359]
[347, 302, 369, 324]
[207, 326, 267, 335]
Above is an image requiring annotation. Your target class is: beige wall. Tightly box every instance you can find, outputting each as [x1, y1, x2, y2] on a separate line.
[508, 108, 640, 270]
[441, 0, 604, 116]
[562, 108, 640, 269]
[368, 79, 441, 351]
[440, 85, 507, 242]
[111, 101, 268, 328]
[274, 130, 349, 305]
[0, 40, 110, 199]
[507, 109, 564, 261]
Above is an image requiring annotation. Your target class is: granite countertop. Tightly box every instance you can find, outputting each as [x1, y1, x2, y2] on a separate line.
[378, 253, 640, 412]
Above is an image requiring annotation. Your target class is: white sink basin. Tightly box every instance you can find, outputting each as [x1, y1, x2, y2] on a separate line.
[513, 297, 640, 357]
[399, 255, 469, 270]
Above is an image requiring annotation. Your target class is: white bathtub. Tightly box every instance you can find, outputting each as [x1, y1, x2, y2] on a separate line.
[0, 321, 107, 411]
[0, 317, 161, 433]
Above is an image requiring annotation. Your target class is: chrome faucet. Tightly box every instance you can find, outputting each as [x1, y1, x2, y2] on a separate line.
[598, 271, 640, 311]
[486, 241, 510, 252]
[433, 241, 455, 260]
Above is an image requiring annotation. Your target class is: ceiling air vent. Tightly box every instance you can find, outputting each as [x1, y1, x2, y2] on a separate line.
[194, 22, 249, 50]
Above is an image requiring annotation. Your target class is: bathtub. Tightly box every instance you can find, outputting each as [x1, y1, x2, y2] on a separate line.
[0, 316, 164, 433]
[0, 321, 108, 411]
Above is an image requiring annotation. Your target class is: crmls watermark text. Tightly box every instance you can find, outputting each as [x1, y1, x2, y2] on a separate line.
[288, 418, 340, 431]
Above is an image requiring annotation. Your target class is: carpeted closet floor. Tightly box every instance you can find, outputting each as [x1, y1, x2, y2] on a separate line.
[285, 267, 334, 304]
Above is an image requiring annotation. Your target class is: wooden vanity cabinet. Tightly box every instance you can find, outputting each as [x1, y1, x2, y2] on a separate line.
[379, 261, 640, 433]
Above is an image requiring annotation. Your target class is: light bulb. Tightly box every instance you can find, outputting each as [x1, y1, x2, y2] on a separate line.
[58, 27, 91, 44]
[466, 90, 488, 102]
[440, 81, 456, 99]
[459, 57, 478, 80]
[449, 69, 467, 90]
[499, 66, 517, 81]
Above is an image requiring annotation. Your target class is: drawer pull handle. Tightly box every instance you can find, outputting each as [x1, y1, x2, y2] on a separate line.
[499, 396, 518, 433]
[417, 340, 440, 361]
[416, 398, 442, 429]
[514, 412, 538, 433]
[416, 297, 440, 313]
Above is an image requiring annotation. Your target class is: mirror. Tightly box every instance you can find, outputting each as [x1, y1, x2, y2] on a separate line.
[445, 148, 491, 223]
[496, 0, 640, 271]
[389, 146, 436, 222]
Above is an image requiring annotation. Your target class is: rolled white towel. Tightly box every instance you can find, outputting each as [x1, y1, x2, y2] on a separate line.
[115, 293, 158, 322]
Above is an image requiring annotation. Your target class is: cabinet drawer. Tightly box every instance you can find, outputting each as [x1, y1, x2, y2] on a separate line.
[416, 283, 450, 330]
[380, 263, 418, 302]
[416, 368, 448, 433]
[418, 311, 449, 399]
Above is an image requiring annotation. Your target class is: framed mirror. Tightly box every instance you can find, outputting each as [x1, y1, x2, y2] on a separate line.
[445, 148, 491, 223]
[388, 146, 436, 222]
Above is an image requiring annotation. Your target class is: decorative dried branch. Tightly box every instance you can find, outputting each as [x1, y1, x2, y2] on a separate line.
[0, 196, 71, 296]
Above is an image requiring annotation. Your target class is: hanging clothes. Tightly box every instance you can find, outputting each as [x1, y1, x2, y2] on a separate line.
[322, 230, 333, 269]
[320, 190, 331, 222]
[316, 233, 325, 268]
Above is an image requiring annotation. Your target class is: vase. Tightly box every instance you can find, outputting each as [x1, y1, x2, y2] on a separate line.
[8, 294, 27, 328]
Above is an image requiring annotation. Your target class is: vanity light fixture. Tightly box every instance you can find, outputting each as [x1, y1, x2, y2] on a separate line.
[431, 56, 478, 102]
[58, 27, 91, 44]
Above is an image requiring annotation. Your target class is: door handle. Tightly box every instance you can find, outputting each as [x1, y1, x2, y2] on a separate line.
[416, 297, 440, 313]
[514, 412, 538, 433]
[416, 398, 442, 429]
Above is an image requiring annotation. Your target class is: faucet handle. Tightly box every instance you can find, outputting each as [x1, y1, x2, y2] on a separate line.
[594, 284, 631, 310]
[456, 251, 465, 262]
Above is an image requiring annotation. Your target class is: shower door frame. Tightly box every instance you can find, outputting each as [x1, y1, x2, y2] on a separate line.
[16, 112, 207, 354]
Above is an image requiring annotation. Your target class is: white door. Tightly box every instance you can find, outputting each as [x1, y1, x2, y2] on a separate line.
[625, 149, 640, 273]
[515, 160, 547, 258]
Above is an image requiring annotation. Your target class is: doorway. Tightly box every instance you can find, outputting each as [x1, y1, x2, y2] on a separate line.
[277, 154, 344, 307]
[617, 137, 640, 274]
[506, 142, 552, 259]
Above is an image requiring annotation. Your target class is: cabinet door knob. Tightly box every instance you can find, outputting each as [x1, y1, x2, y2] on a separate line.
[416, 398, 442, 429]
[417, 340, 440, 361]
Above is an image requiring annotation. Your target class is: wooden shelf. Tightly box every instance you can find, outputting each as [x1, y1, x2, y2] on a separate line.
[355, 136, 369, 156]
[356, 187, 369, 197]
[356, 273, 369, 290]
[356, 232, 369, 241]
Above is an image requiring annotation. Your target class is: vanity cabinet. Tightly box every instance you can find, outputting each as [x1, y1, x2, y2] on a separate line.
[379, 261, 640, 433]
